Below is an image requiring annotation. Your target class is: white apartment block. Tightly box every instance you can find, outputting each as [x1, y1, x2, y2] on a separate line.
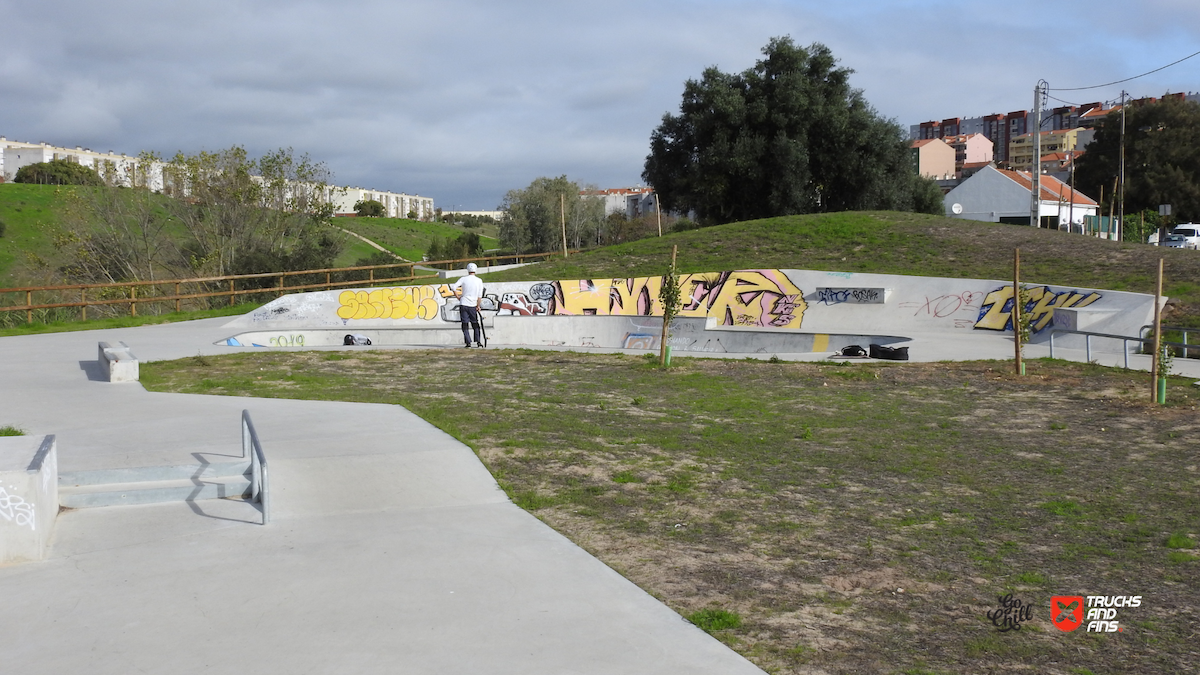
[1, 137, 434, 219]
[0, 137, 161, 188]
[334, 187, 434, 220]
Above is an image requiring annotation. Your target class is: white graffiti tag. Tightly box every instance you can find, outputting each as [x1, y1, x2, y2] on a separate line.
[0, 486, 35, 530]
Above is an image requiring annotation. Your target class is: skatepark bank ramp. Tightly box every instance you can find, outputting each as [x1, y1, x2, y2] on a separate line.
[218, 268, 1157, 355]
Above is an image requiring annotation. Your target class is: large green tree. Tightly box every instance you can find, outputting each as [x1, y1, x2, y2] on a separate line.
[1074, 97, 1200, 223]
[643, 37, 936, 224]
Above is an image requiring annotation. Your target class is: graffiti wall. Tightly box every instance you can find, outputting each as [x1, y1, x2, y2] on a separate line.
[331, 270, 808, 330]
[225, 268, 1155, 353]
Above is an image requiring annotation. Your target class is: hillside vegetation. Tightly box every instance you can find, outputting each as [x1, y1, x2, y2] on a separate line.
[0, 184, 498, 287]
[334, 216, 499, 262]
[485, 211, 1200, 327]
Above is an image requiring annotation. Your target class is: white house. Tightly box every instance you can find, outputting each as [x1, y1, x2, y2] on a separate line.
[944, 164, 1098, 231]
[581, 187, 657, 219]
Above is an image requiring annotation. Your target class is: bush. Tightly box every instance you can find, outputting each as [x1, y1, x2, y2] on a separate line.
[14, 160, 104, 186]
[354, 199, 386, 217]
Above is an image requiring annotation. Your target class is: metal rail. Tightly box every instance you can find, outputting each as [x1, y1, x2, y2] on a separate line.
[1049, 328, 1193, 369]
[1140, 324, 1195, 359]
[241, 410, 270, 525]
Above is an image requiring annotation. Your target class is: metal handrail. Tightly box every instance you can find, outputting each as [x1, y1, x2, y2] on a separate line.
[1139, 324, 1195, 359]
[1049, 328, 1192, 369]
[241, 410, 269, 525]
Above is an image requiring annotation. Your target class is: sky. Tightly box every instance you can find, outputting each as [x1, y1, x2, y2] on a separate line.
[2, 0, 1198, 210]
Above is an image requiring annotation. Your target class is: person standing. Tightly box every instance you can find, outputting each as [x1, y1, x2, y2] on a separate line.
[450, 263, 484, 348]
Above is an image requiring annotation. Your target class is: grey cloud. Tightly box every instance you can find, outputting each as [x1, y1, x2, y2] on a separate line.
[1, 0, 1193, 208]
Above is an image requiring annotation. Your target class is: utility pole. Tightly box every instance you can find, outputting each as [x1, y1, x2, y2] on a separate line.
[1030, 81, 1047, 229]
[1118, 91, 1127, 242]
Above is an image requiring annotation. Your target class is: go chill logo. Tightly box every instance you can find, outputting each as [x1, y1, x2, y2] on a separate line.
[1051, 595, 1141, 633]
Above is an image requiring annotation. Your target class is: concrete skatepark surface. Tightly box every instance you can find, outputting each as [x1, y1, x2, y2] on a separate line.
[1, 284, 1196, 672]
[0, 319, 765, 674]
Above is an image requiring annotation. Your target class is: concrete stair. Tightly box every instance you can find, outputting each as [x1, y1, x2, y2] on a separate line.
[59, 460, 253, 509]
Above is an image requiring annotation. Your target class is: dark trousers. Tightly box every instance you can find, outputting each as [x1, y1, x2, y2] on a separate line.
[459, 306, 481, 345]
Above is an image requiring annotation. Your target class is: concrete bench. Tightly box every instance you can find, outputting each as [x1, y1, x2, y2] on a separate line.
[98, 341, 139, 382]
[0, 435, 58, 564]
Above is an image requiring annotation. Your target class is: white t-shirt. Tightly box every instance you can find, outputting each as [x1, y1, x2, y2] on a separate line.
[452, 274, 484, 307]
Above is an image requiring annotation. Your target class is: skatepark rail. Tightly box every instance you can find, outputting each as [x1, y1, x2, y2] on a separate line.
[241, 410, 270, 525]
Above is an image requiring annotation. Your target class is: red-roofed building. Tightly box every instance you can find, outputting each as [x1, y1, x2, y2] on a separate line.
[942, 133, 994, 177]
[579, 186, 657, 218]
[910, 138, 955, 179]
[944, 165, 1098, 231]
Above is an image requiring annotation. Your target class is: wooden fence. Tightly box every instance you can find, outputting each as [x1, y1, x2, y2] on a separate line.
[0, 251, 567, 324]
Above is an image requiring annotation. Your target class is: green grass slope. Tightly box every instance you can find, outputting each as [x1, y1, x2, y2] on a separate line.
[0, 183, 74, 285]
[484, 211, 1200, 327]
[334, 216, 499, 262]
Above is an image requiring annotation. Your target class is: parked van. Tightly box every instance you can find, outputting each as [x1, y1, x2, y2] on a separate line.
[1171, 224, 1200, 249]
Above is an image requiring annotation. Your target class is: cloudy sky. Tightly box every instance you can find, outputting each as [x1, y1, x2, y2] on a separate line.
[2, 0, 1197, 209]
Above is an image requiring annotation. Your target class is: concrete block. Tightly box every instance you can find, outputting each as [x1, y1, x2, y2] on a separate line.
[98, 341, 139, 382]
[1053, 307, 1119, 332]
[0, 435, 58, 564]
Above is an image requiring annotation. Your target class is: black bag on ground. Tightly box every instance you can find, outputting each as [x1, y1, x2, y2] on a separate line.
[840, 345, 867, 357]
[343, 334, 372, 346]
[869, 344, 908, 361]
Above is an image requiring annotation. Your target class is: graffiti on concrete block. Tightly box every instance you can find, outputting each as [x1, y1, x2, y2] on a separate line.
[0, 486, 35, 530]
[816, 287, 885, 305]
[334, 270, 807, 329]
[499, 292, 549, 316]
[337, 286, 439, 321]
[623, 333, 657, 349]
[974, 285, 1102, 332]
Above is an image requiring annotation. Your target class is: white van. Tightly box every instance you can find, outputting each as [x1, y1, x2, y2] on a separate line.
[1171, 224, 1200, 249]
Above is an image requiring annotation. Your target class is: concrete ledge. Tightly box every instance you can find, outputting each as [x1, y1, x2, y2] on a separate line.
[0, 435, 58, 564]
[98, 341, 139, 382]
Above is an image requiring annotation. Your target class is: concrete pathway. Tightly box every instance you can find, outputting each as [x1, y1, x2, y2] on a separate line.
[0, 319, 764, 674]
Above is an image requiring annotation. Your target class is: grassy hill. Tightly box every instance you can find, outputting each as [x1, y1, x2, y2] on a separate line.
[333, 216, 500, 263]
[0, 183, 73, 285]
[484, 211, 1200, 328]
[0, 184, 499, 284]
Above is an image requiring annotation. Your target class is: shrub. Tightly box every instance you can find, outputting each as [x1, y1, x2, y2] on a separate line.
[354, 199, 386, 217]
[14, 160, 104, 186]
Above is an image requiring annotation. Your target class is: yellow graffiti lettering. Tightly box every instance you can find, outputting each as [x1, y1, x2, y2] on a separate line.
[974, 286, 1105, 332]
[707, 271, 806, 329]
[609, 277, 662, 316]
[557, 279, 614, 315]
[677, 272, 724, 318]
[338, 286, 440, 321]
[336, 290, 360, 320]
[975, 286, 1015, 330]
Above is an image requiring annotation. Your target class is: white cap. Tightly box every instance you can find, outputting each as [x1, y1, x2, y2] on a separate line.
[467, 263, 478, 273]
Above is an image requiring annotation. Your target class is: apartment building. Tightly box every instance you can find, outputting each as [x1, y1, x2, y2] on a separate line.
[941, 133, 994, 177]
[0, 137, 159, 188]
[1007, 128, 1084, 172]
[334, 187, 434, 220]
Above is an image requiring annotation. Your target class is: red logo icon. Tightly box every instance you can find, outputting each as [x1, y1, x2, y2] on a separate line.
[1051, 596, 1085, 632]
